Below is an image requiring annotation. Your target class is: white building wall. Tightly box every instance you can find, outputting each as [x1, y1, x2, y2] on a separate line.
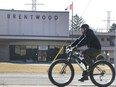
[0, 10, 69, 36]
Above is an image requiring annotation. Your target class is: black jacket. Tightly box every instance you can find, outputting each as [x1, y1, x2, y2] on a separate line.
[71, 29, 101, 50]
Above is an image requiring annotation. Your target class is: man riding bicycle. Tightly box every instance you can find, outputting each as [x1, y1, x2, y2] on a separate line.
[68, 24, 101, 82]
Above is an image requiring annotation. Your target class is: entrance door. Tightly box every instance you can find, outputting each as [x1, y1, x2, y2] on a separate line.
[38, 50, 47, 61]
[38, 45, 48, 62]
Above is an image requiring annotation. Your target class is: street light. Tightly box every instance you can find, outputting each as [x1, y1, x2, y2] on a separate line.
[104, 51, 109, 61]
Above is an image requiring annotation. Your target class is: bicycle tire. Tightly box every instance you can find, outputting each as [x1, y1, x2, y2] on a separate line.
[48, 59, 74, 86]
[90, 60, 115, 87]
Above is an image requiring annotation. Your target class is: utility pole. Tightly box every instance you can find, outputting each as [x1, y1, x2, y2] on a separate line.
[103, 11, 115, 31]
[106, 11, 111, 31]
[25, 0, 44, 11]
[103, 11, 116, 72]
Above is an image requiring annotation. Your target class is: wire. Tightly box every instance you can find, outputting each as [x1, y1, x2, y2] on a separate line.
[81, 0, 93, 16]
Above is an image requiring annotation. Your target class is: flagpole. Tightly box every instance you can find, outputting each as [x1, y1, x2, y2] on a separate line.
[71, 2, 73, 41]
[65, 2, 74, 41]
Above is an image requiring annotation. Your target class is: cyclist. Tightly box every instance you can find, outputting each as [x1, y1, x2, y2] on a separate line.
[68, 24, 101, 82]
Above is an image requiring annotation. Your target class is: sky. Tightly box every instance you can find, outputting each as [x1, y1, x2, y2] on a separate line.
[0, 0, 116, 30]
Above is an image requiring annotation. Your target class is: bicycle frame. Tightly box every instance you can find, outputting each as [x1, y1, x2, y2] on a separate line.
[65, 47, 87, 71]
[65, 47, 104, 73]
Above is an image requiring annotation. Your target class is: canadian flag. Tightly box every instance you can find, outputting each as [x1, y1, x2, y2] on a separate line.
[65, 3, 73, 10]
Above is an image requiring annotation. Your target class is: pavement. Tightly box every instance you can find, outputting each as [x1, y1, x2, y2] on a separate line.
[0, 73, 115, 87]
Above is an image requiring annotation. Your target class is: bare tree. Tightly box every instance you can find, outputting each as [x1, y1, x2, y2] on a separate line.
[109, 23, 116, 32]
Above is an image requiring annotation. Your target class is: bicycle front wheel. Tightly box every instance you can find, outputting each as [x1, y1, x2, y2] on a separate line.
[48, 59, 74, 86]
[90, 60, 115, 87]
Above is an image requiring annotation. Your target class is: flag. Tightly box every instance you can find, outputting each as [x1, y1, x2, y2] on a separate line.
[65, 3, 73, 10]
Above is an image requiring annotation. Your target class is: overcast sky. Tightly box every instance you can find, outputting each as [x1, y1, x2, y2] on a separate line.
[0, 0, 116, 29]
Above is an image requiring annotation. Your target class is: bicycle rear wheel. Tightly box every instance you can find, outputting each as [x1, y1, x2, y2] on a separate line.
[90, 60, 115, 87]
[48, 59, 74, 86]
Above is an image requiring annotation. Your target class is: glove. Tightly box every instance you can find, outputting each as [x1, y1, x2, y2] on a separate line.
[66, 45, 71, 49]
[66, 45, 71, 53]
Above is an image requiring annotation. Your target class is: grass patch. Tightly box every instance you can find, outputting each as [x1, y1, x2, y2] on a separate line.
[0, 63, 49, 73]
[0, 62, 112, 74]
[0, 62, 82, 73]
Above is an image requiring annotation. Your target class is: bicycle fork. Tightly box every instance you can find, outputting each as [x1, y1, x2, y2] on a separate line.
[59, 57, 71, 74]
[60, 64, 67, 74]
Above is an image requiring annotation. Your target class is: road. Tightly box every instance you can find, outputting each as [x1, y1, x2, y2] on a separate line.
[0, 73, 115, 87]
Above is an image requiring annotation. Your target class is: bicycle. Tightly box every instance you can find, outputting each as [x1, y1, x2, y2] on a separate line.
[48, 46, 115, 87]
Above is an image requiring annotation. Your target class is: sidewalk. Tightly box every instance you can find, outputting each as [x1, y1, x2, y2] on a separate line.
[0, 85, 96, 87]
[0, 73, 115, 87]
[0, 63, 115, 87]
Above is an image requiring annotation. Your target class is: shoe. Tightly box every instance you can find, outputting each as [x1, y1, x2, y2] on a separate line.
[78, 76, 89, 82]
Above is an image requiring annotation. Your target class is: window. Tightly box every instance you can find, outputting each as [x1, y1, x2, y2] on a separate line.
[110, 58, 114, 63]
[101, 38, 104, 41]
[20, 46, 26, 56]
[107, 38, 110, 41]
[15, 46, 20, 54]
[15, 45, 26, 56]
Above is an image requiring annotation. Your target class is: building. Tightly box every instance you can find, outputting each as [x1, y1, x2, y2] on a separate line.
[0, 9, 115, 63]
[0, 9, 70, 62]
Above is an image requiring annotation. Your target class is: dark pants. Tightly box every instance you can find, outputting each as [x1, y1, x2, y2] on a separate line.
[82, 48, 101, 76]
[82, 48, 101, 65]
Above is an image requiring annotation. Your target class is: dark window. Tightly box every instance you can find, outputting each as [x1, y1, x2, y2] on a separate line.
[101, 38, 104, 41]
[107, 38, 110, 41]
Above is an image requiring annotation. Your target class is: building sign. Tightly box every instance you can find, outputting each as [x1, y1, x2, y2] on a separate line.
[39, 45, 48, 50]
[0, 10, 69, 36]
[7, 14, 58, 20]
